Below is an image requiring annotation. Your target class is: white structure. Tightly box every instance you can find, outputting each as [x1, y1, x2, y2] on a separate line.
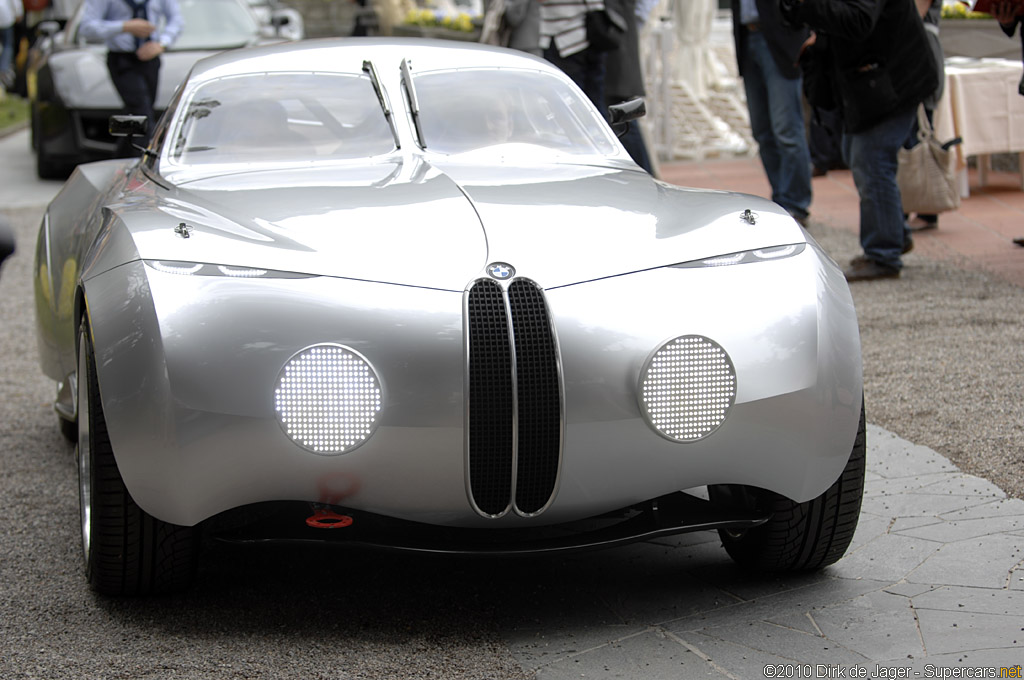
[640, 1, 754, 162]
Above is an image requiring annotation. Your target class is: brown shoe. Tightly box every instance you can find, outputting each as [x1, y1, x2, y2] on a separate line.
[844, 257, 899, 282]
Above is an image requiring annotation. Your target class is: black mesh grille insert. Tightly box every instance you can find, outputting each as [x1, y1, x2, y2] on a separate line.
[508, 280, 561, 514]
[467, 280, 514, 515]
[467, 278, 562, 517]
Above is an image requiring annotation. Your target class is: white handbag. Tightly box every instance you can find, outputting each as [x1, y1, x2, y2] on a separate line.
[897, 105, 961, 215]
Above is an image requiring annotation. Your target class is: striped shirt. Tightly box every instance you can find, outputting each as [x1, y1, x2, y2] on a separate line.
[540, 0, 605, 57]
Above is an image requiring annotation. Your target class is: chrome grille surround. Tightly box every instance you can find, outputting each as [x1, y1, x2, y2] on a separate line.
[465, 277, 563, 518]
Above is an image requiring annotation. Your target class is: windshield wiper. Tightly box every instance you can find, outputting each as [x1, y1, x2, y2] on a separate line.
[400, 58, 425, 149]
[363, 59, 400, 150]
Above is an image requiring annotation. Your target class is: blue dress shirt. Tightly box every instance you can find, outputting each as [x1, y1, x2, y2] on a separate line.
[738, 0, 759, 25]
[79, 0, 184, 52]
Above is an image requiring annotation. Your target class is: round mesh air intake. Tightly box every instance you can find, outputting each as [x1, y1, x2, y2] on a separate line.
[274, 344, 382, 454]
[639, 335, 736, 442]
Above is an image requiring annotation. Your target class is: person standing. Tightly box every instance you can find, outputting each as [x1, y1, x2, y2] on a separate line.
[605, 0, 652, 172]
[0, 0, 22, 91]
[79, 0, 183, 155]
[993, 1, 1024, 92]
[993, 1, 1024, 248]
[731, 0, 813, 227]
[505, 0, 541, 56]
[903, 0, 945, 232]
[540, 0, 623, 114]
[780, 0, 938, 281]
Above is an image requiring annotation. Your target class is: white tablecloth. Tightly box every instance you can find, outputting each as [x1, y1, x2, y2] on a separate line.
[933, 57, 1024, 193]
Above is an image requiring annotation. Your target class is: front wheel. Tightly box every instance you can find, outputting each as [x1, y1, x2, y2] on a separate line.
[36, 143, 69, 181]
[77, 315, 198, 595]
[710, 402, 866, 571]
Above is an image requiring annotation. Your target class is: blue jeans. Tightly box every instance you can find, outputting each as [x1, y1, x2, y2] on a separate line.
[842, 106, 918, 270]
[741, 30, 812, 219]
[0, 25, 15, 76]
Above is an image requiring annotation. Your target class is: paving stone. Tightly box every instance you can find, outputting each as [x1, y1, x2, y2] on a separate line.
[886, 516, 944, 534]
[911, 585, 1024, 616]
[882, 582, 939, 598]
[575, 542, 742, 627]
[915, 609, 1024, 654]
[846, 513, 891, 553]
[531, 629, 725, 680]
[682, 564, 836, 605]
[765, 611, 827, 637]
[867, 426, 959, 478]
[662, 578, 889, 634]
[502, 599, 644, 672]
[1011, 567, 1024, 592]
[685, 618, 868, 665]
[908, 534, 1024, 588]
[896, 516, 1024, 542]
[868, 493, 993, 519]
[679, 631, 851, 676]
[913, 474, 1007, 499]
[833, 533, 942, 582]
[808, 590, 925, 662]
[864, 472, 961, 497]
[940, 498, 1024, 521]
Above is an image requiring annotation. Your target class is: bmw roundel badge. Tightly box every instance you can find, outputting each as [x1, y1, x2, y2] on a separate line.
[487, 262, 515, 280]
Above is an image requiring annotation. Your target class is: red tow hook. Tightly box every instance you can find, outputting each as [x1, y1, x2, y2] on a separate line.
[306, 472, 359, 528]
[306, 505, 353, 529]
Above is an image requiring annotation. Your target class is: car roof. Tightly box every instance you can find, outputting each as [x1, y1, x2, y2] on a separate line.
[187, 37, 559, 83]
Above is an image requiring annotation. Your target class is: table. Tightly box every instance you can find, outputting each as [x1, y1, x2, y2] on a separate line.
[933, 57, 1024, 196]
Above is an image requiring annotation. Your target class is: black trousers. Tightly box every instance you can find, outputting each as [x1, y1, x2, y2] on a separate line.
[543, 44, 606, 118]
[106, 51, 161, 156]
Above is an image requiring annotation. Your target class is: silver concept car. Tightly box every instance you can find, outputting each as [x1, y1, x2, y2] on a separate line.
[34, 38, 865, 596]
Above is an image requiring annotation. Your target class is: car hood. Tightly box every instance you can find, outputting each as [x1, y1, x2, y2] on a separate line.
[124, 159, 808, 291]
[49, 47, 231, 109]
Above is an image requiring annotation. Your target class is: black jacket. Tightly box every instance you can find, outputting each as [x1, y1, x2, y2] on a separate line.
[786, 0, 938, 133]
[732, 0, 810, 80]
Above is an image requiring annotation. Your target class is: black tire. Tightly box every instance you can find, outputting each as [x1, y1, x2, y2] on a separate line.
[30, 106, 38, 152]
[77, 315, 198, 595]
[36, 143, 67, 180]
[711, 402, 866, 571]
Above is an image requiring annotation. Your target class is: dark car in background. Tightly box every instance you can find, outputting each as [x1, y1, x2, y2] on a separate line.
[27, 0, 292, 179]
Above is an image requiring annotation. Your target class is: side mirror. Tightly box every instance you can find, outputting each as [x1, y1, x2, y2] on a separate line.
[109, 114, 148, 138]
[608, 97, 646, 138]
[109, 115, 153, 157]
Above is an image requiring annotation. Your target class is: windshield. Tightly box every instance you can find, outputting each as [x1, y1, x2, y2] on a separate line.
[166, 72, 397, 167]
[413, 69, 617, 156]
[173, 0, 260, 51]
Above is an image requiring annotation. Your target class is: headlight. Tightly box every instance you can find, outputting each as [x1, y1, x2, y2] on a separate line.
[638, 335, 736, 442]
[274, 344, 383, 454]
[145, 260, 314, 279]
[672, 243, 805, 269]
